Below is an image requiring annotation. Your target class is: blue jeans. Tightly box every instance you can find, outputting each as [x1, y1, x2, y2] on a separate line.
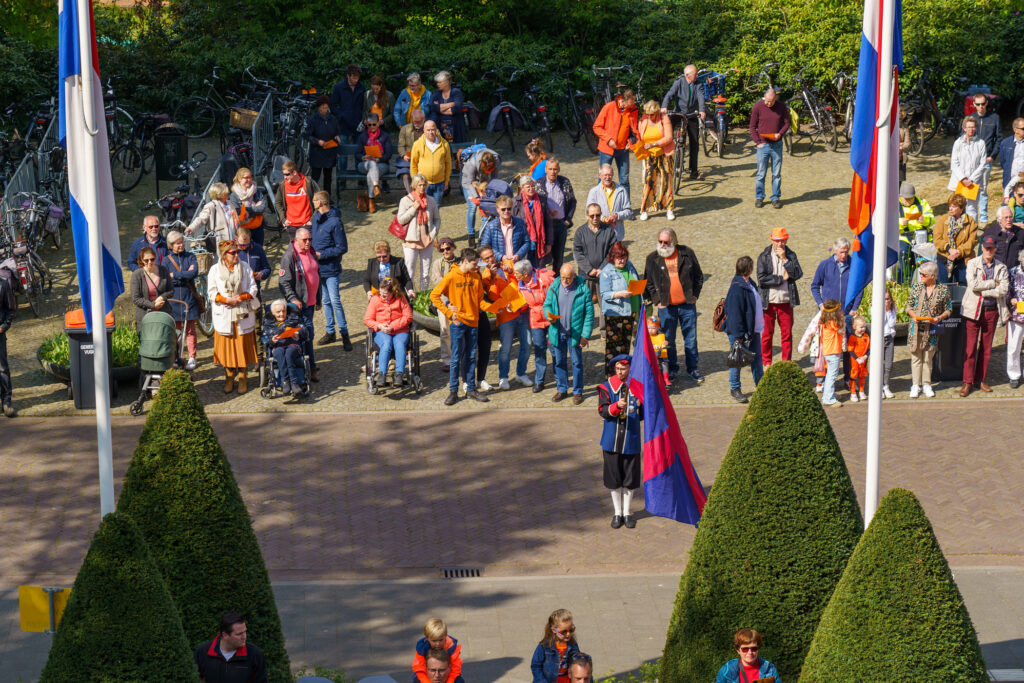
[727, 332, 764, 391]
[822, 353, 842, 404]
[551, 334, 584, 395]
[599, 149, 631, 199]
[427, 182, 445, 208]
[978, 161, 992, 222]
[755, 141, 783, 201]
[463, 187, 478, 237]
[498, 313, 530, 380]
[658, 303, 698, 375]
[298, 304, 316, 369]
[375, 331, 409, 374]
[530, 327, 549, 386]
[272, 344, 305, 386]
[449, 322, 479, 391]
[320, 275, 347, 335]
[937, 261, 967, 286]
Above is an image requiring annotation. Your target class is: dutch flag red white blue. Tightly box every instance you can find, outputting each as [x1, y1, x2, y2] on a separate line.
[629, 309, 706, 526]
[59, 0, 124, 329]
[845, 0, 902, 311]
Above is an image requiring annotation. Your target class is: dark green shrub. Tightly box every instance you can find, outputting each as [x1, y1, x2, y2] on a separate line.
[116, 369, 290, 682]
[800, 488, 986, 681]
[39, 512, 197, 682]
[661, 362, 863, 681]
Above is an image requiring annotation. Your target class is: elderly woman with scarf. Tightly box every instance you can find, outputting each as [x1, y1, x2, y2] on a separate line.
[513, 176, 553, 268]
[187, 182, 238, 251]
[636, 101, 675, 221]
[355, 112, 393, 199]
[228, 167, 268, 246]
[932, 192, 978, 286]
[208, 240, 259, 394]
[397, 174, 441, 290]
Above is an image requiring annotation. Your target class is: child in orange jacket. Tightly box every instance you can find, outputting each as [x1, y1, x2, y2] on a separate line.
[820, 299, 846, 406]
[412, 618, 464, 683]
[847, 314, 870, 401]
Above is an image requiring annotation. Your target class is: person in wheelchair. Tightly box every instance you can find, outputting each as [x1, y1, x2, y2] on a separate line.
[264, 299, 310, 397]
[364, 277, 413, 388]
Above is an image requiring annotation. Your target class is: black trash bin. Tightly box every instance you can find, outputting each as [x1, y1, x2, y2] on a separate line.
[154, 123, 188, 182]
[932, 287, 966, 383]
[64, 309, 117, 409]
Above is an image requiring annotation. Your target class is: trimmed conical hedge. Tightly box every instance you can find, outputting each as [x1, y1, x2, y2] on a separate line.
[800, 488, 987, 681]
[116, 369, 290, 682]
[39, 512, 198, 682]
[661, 362, 863, 681]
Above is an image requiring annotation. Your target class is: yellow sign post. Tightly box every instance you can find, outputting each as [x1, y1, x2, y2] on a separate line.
[18, 586, 70, 633]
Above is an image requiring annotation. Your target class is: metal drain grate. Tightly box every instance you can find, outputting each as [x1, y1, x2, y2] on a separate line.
[440, 566, 482, 579]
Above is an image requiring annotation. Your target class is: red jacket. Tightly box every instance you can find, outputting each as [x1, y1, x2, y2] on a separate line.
[592, 98, 639, 156]
[519, 268, 555, 329]
[363, 294, 412, 335]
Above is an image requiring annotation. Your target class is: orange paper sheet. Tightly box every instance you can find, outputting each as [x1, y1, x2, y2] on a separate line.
[546, 313, 561, 321]
[322, 140, 338, 149]
[914, 316, 933, 323]
[364, 145, 383, 159]
[955, 181, 979, 201]
[277, 326, 301, 339]
[627, 279, 647, 295]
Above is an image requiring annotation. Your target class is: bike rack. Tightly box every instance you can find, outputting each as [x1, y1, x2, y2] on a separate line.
[251, 94, 274, 181]
[0, 155, 38, 241]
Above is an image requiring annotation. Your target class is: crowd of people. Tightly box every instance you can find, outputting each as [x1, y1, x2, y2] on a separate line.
[195, 609, 778, 683]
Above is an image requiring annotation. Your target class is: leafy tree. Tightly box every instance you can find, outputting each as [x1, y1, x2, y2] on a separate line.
[800, 488, 987, 681]
[116, 369, 290, 682]
[661, 362, 863, 681]
[39, 512, 198, 683]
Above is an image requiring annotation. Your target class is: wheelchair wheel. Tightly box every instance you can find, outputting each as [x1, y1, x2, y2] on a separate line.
[367, 376, 378, 395]
[260, 387, 272, 398]
[259, 364, 267, 388]
[129, 400, 143, 416]
[413, 375, 423, 393]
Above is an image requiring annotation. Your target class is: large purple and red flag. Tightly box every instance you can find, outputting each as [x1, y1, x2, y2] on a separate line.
[629, 309, 706, 526]
[845, 0, 902, 311]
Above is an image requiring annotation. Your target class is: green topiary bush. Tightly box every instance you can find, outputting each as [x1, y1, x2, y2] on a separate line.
[39, 512, 197, 682]
[116, 369, 290, 682]
[800, 488, 987, 681]
[661, 362, 863, 681]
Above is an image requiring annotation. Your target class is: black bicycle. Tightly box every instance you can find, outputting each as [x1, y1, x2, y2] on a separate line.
[591, 64, 635, 111]
[173, 66, 248, 140]
[482, 67, 519, 152]
[510, 64, 554, 152]
[830, 71, 856, 144]
[555, 69, 599, 154]
[902, 64, 969, 150]
[783, 67, 838, 154]
[110, 112, 170, 192]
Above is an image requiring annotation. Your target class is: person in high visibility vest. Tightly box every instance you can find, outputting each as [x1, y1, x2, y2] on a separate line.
[897, 182, 935, 282]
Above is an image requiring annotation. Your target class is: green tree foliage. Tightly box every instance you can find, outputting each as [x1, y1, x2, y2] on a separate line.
[116, 369, 290, 682]
[800, 488, 987, 682]
[39, 512, 198, 683]
[661, 362, 863, 681]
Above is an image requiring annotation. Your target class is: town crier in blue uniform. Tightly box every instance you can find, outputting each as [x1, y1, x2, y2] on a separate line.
[597, 354, 644, 529]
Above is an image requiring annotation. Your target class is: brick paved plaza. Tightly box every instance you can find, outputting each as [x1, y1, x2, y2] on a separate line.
[2, 131, 1023, 681]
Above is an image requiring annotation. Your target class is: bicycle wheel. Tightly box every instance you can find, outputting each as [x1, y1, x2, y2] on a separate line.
[173, 97, 217, 138]
[110, 143, 144, 192]
[785, 100, 802, 156]
[701, 122, 714, 157]
[841, 100, 853, 143]
[32, 253, 51, 295]
[141, 135, 156, 174]
[907, 120, 925, 156]
[562, 97, 581, 141]
[820, 108, 838, 152]
[503, 111, 516, 153]
[921, 106, 939, 145]
[717, 120, 726, 157]
[538, 112, 554, 153]
[48, 222, 61, 250]
[673, 132, 687, 195]
[195, 274, 213, 337]
[106, 106, 134, 148]
[581, 109, 599, 155]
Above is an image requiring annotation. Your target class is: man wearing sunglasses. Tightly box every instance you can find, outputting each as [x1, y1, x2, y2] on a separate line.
[973, 94, 1000, 224]
[278, 228, 322, 382]
[573, 203, 617, 324]
[998, 117, 1024, 196]
[127, 215, 168, 273]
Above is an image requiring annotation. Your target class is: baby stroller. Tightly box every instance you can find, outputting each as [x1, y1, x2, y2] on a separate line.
[259, 301, 313, 399]
[364, 320, 423, 395]
[129, 305, 186, 416]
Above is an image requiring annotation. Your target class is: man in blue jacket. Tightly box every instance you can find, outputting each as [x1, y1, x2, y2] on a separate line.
[127, 216, 168, 272]
[331, 64, 366, 188]
[999, 117, 1024, 196]
[311, 191, 351, 351]
[811, 236, 862, 382]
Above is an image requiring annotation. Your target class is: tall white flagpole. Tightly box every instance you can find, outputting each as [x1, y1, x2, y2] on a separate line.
[865, 0, 897, 526]
[76, 0, 116, 517]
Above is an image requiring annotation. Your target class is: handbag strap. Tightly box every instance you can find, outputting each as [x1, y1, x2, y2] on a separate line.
[738, 661, 752, 683]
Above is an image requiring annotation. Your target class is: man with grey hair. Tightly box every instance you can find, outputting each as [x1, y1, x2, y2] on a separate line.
[810, 236, 862, 389]
[393, 71, 430, 129]
[643, 228, 704, 384]
[980, 204, 1023, 269]
[585, 165, 633, 242]
[279, 227, 322, 382]
[355, 112, 393, 202]
[543, 263, 593, 404]
[397, 108, 427, 193]
[573, 202, 617, 315]
[750, 87, 790, 209]
[661, 64, 706, 180]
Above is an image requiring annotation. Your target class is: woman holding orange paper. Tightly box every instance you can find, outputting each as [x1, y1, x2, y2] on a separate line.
[264, 299, 310, 397]
[948, 115, 987, 221]
[905, 261, 951, 398]
[208, 240, 259, 394]
[599, 241, 641, 374]
[364, 278, 413, 388]
[305, 95, 343, 194]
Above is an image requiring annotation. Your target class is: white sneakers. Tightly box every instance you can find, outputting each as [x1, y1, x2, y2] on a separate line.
[882, 385, 894, 399]
[666, 209, 676, 221]
[639, 211, 649, 221]
[478, 380, 493, 392]
[498, 378, 510, 390]
[858, 391, 867, 400]
[185, 357, 197, 371]
[921, 384, 935, 397]
[515, 375, 531, 386]
[909, 385, 921, 398]
[850, 394, 859, 403]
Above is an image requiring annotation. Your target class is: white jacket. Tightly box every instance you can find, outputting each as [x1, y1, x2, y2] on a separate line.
[207, 261, 259, 335]
[961, 256, 1008, 323]
[397, 193, 440, 244]
[188, 200, 238, 244]
[948, 135, 987, 192]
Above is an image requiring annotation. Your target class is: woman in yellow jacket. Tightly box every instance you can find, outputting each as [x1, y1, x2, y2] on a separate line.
[635, 101, 675, 221]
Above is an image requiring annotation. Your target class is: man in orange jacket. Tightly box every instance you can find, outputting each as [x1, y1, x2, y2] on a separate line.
[592, 90, 638, 204]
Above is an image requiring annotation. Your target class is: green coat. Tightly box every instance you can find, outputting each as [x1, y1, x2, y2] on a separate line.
[543, 279, 594, 346]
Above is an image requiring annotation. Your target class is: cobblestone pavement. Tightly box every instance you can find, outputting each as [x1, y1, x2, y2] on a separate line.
[10, 130, 1017, 415]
